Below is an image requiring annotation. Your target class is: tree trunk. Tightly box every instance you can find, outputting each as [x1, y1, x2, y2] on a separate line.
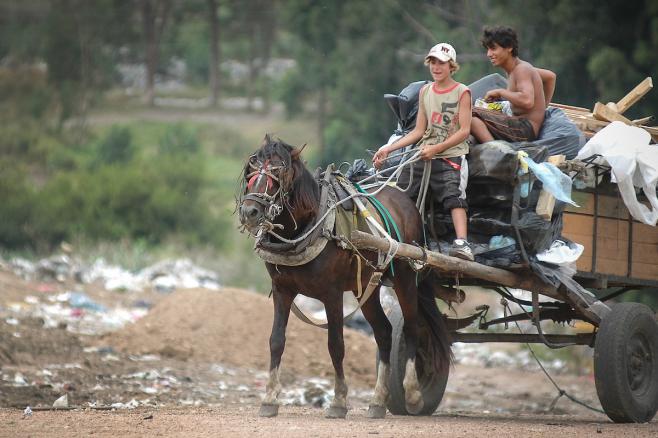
[247, 34, 257, 112]
[139, 0, 171, 107]
[207, 0, 220, 108]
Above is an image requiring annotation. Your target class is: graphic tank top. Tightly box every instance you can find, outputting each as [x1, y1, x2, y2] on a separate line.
[418, 82, 470, 158]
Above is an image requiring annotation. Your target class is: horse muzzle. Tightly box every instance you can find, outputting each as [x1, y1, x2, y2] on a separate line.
[239, 202, 265, 229]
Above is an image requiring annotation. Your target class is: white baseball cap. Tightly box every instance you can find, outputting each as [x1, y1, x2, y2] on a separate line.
[424, 43, 457, 64]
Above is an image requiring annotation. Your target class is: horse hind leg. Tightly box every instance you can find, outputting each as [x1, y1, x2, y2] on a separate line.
[392, 267, 424, 415]
[259, 288, 294, 418]
[324, 293, 349, 419]
[359, 287, 391, 419]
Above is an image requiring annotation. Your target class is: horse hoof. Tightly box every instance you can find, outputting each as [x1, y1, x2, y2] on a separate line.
[405, 394, 424, 415]
[325, 406, 348, 419]
[366, 405, 386, 419]
[259, 404, 279, 417]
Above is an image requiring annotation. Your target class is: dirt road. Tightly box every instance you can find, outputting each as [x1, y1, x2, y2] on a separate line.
[2, 405, 657, 438]
[1, 267, 656, 436]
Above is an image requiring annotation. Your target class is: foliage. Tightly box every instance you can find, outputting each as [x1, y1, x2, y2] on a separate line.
[0, 120, 223, 251]
[92, 126, 135, 166]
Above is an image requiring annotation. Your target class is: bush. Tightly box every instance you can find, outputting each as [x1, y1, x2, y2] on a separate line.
[159, 124, 201, 155]
[93, 126, 134, 166]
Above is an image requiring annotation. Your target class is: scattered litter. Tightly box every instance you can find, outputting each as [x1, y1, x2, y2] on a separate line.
[22, 406, 32, 418]
[69, 292, 107, 313]
[129, 354, 161, 362]
[111, 398, 140, 409]
[14, 373, 28, 386]
[53, 393, 69, 408]
[537, 240, 584, 265]
[10, 256, 222, 293]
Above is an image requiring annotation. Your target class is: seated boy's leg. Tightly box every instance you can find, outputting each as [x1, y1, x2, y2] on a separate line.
[450, 207, 468, 240]
[472, 107, 536, 143]
[471, 117, 495, 144]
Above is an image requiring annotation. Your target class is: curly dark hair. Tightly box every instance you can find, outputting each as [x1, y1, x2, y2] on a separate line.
[481, 26, 518, 57]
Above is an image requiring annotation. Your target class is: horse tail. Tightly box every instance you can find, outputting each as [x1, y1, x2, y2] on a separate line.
[417, 272, 453, 374]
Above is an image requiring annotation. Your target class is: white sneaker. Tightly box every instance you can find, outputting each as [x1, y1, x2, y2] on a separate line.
[449, 239, 474, 261]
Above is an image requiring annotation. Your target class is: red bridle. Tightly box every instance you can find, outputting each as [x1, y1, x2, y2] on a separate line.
[247, 159, 275, 192]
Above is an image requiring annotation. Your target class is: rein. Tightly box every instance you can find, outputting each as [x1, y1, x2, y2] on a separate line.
[238, 145, 424, 329]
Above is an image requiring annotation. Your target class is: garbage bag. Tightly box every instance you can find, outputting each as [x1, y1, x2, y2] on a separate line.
[384, 80, 430, 132]
[534, 107, 586, 159]
[468, 141, 548, 183]
[468, 73, 508, 103]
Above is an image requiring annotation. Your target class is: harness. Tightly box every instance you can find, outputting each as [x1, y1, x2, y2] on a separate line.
[239, 159, 402, 329]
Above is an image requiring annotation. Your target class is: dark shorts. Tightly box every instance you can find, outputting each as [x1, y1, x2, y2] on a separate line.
[473, 107, 537, 142]
[397, 156, 468, 211]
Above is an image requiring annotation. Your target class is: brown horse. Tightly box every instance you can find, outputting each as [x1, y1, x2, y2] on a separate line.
[238, 135, 451, 419]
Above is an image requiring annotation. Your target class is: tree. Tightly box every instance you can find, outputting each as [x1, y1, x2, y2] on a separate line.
[139, 0, 172, 107]
[207, 0, 221, 107]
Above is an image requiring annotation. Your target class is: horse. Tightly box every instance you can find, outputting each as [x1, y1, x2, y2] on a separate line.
[237, 135, 451, 419]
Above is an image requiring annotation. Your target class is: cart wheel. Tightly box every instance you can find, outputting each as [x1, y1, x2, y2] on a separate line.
[384, 305, 449, 415]
[594, 302, 658, 423]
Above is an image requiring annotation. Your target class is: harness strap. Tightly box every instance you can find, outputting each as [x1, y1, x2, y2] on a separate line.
[290, 271, 383, 329]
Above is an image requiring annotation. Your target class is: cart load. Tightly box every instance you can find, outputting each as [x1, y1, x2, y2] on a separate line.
[344, 75, 658, 422]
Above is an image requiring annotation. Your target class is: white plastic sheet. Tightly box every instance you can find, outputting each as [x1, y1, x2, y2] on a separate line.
[576, 121, 658, 226]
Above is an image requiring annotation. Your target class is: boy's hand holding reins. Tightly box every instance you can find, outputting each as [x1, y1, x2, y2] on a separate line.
[372, 146, 390, 169]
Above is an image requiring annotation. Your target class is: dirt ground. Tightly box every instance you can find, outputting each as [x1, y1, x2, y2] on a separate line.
[1, 267, 656, 436]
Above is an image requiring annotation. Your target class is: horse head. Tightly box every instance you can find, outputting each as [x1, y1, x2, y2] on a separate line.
[238, 135, 319, 237]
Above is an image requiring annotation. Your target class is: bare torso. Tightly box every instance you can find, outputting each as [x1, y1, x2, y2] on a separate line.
[508, 60, 546, 135]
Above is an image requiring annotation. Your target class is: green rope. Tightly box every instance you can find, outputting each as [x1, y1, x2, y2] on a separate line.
[354, 182, 403, 275]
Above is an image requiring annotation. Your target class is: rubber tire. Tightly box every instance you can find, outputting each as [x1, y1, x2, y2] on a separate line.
[385, 305, 449, 415]
[594, 302, 658, 423]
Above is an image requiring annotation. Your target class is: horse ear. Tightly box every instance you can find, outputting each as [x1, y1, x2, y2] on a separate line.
[291, 143, 307, 160]
[261, 134, 272, 147]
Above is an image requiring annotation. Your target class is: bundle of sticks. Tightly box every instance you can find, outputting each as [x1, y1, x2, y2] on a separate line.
[550, 77, 657, 142]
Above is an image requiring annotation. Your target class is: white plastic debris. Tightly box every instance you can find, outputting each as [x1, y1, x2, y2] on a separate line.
[53, 393, 69, 408]
[536, 240, 584, 265]
[577, 121, 658, 225]
[14, 373, 27, 386]
[23, 406, 32, 418]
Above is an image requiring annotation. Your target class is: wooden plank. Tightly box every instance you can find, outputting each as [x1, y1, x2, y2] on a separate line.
[615, 77, 653, 114]
[549, 103, 591, 113]
[536, 155, 566, 220]
[631, 115, 654, 125]
[593, 102, 634, 124]
[633, 222, 658, 244]
[349, 230, 559, 297]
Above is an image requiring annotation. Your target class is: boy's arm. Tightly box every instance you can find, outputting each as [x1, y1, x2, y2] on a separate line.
[422, 90, 472, 158]
[536, 67, 556, 107]
[373, 86, 428, 168]
[484, 64, 535, 110]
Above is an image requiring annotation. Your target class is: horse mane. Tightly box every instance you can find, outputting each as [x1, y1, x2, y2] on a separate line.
[259, 134, 319, 217]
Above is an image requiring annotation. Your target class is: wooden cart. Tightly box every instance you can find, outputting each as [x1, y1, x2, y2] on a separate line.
[350, 172, 658, 423]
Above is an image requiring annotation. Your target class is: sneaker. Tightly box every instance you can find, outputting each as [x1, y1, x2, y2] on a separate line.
[449, 239, 474, 261]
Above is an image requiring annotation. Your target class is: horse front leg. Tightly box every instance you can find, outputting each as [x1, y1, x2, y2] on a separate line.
[260, 287, 295, 418]
[360, 287, 391, 419]
[324, 292, 349, 419]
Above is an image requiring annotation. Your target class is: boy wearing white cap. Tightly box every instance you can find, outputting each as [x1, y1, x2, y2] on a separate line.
[373, 43, 473, 261]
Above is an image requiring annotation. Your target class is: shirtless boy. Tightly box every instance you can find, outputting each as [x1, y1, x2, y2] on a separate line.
[471, 26, 556, 143]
